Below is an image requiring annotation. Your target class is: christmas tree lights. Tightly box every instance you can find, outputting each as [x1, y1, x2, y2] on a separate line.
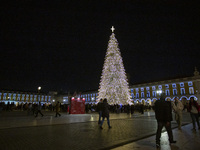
[98, 26, 131, 105]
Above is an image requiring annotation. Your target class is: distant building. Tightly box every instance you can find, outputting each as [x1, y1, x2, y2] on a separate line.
[1, 69, 200, 106]
[0, 91, 52, 106]
[81, 68, 200, 105]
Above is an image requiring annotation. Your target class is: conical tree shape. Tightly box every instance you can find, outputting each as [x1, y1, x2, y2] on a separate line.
[98, 28, 131, 105]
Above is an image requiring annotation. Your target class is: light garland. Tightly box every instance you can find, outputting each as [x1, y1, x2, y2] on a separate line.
[97, 27, 131, 105]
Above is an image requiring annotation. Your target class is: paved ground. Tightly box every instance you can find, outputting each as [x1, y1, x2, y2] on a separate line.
[0, 110, 199, 150]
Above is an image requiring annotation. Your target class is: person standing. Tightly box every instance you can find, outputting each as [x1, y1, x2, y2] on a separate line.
[154, 93, 176, 148]
[55, 101, 61, 117]
[97, 99, 103, 124]
[100, 98, 111, 129]
[172, 97, 184, 130]
[188, 97, 200, 130]
[35, 102, 44, 117]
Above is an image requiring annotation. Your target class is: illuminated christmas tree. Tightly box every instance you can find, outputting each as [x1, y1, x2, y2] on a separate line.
[98, 26, 131, 105]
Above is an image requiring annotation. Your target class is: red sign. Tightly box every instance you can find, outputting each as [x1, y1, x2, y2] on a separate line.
[70, 97, 85, 114]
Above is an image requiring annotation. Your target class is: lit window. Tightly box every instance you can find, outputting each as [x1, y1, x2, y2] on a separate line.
[136, 93, 139, 98]
[158, 85, 162, 89]
[141, 88, 144, 91]
[188, 82, 193, 86]
[146, 87, 149, 90]
[152, 86, 156, 90]
[181, 88, 185, 95]
[147, 91, 150, 97]
[152, 91, 156, 97]
[136, 88, 139, 92]
[173, 89, 177, 95]
[165, 84, 169, 88]
[131, 89, 133, 93]
[131, 93, 134, 98]
[189, 87, 194, 94]
[166, 90, 170, 96]
[141, 92, 144, 98]
[172, 83, 176, 88]
[180, 82, 184, 87]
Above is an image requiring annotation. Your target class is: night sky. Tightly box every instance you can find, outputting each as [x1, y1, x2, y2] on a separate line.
[1, 1, 200, 93]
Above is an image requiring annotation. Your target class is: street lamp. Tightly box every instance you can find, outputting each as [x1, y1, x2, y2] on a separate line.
[157, 90, 162, 96]
[37, 86, 41, 102]
[38, 86, 41, 92]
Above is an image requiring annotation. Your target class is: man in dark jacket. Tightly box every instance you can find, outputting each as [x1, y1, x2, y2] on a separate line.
[154, 93, 176, 148]
[100, 98, 111, 129]
[97, 99, 103, 124]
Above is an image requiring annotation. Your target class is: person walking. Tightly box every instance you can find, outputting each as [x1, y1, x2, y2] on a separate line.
[55, 101, 61, 117]
[188, 97, 200, 131]
[97, 99, 103, 124]
[154, 93, 176, 148]
[35, 102, 44, 117]
[100, 98, 111, 129]
[172, 97, 184, 130]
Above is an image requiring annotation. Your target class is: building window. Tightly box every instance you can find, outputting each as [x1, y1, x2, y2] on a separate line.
[26, 94, 29, 101]
[158, 85, 162, 89]
[136, 88, 139, 92]
[189, 87, 194, 94]
[146, 87, 149, 90]
[22, 94, 25, 100]
[131, 93, 134, 99]
[141, 92, 144, 98]
[172, 83, 176, 88]
[34, 95, 37, 101]
[136, 93, 139, 98]
[152, 91, 156, 97]
[166, 90, 170, 96]
[30, 95, 33, 101]
[152, 86, 156, 90]
[180, 82, 184, 87]
[41, 96, 44, 101]
[48, 96, 51, 102]
[181, 88, 185, 95]
[147, 91, 150, 97]
[45, 96, 47, 101]
[131, 89, 133, 93]
[173, 89, 177, 95]
[141, 88, 144, 91]
[13, 94, 16, 100]
[165, 84, 169, 88]
[188, 81, 193, 86]
[3, 93, 7, 100]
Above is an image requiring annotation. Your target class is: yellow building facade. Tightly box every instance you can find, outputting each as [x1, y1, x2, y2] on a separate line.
[0, 91, 52, 106]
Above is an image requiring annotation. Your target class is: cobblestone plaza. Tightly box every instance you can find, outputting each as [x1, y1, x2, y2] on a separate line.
[0, 111, 199, 150]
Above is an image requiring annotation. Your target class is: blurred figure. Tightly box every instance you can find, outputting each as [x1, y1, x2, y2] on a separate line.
[55, 101, 61, 117]
[97, 99, 103, 124]
[188, 97, 200, 131]
[172, 97, 184, 130]
[154, 93, 176, 148]
[35, 102, 44, 117]
[100, 99, 112, 129]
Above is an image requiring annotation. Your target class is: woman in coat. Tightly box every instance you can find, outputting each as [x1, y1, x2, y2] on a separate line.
[188, 97, 200, 130]
[100, 98, 112, 129]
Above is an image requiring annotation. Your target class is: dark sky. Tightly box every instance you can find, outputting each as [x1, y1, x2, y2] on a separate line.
[1, 0, 200, 93]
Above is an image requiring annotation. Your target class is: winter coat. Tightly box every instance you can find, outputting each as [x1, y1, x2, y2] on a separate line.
[102, 102, 110, 118]
[172, 100, 184, 113]
[154, 99, 173, 122]
[97, 102, 103, 112]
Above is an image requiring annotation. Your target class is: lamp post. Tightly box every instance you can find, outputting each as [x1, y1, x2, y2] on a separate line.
[157, 90, 162, 96]
[37, 86, 41, 102]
